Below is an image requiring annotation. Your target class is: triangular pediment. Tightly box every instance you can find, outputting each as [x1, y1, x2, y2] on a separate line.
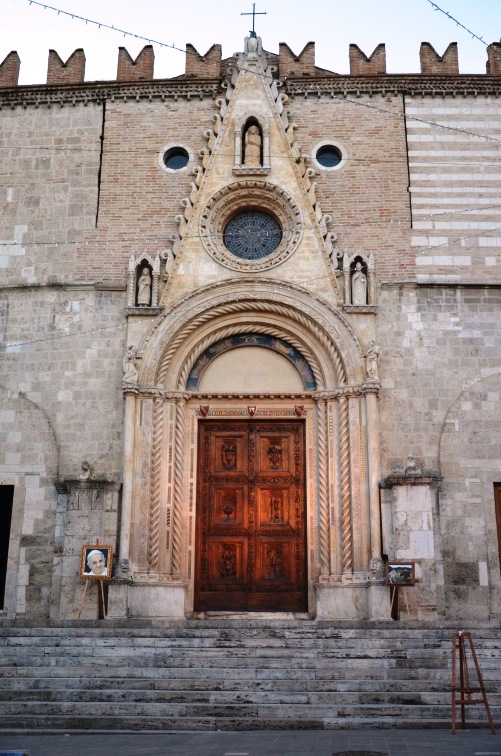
[160, 37, 340, 308]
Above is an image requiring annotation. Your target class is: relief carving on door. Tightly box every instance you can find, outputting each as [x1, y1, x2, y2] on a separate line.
[195, 420, 307, 612]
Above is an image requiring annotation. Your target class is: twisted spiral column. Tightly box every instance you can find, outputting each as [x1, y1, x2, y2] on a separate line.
[317, 399, 330, 577]
[339, 395, 353, 576]
[171, 397, 186, 576]
[147, 397, 164, 573]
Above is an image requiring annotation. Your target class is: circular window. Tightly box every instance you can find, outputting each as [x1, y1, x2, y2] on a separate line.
[200, 181, 302, 273]
[311, 140, 346, 171]
[316, 145, 342, 168]
[163, 147, 189, 170]
[224, 211, 282, 260]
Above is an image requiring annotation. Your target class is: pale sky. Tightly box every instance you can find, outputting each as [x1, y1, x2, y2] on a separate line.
[3, 0, 500, 85]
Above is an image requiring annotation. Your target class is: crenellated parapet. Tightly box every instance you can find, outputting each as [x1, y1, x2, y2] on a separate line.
[1, 40, 501, 94]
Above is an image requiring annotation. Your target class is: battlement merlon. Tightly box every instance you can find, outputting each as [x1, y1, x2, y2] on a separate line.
[1, 41, 501, 91]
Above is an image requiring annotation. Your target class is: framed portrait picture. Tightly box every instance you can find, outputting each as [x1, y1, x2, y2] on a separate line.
[385, 562, 415, 586]
[80, 544, 113, 580]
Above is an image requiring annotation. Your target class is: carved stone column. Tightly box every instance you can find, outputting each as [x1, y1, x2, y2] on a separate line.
[127, 255, 135, 307]
[118, 391, 136, 572]
[338, 394, 353, 578]
[316, 398, 330, 578]
[171, 396, 186, 577]
[234, 125, 242, 168]
[365, 386, 382, 563]
[147, 397, 164, 574]
[343, 253, 351, 304]
[152, 256, 160, 307]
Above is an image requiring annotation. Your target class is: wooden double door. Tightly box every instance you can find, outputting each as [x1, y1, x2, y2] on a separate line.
[195, 420, 307, 612]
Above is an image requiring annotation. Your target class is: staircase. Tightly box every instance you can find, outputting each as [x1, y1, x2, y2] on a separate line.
[0, 620, 499, 731]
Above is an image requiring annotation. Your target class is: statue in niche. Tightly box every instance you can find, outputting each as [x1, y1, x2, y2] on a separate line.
[244, 124, 262, 167]
[136, 267, 152, 307]
[351, 261, 368, 305]
[365, 340, 381, 381]
[123, 345, 138, 384]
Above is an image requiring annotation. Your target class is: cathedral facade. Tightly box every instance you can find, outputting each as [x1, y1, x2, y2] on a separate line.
[1, 35, 501, 622]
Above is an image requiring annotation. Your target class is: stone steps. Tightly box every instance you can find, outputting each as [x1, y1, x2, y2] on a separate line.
[0, 620, 498, 731]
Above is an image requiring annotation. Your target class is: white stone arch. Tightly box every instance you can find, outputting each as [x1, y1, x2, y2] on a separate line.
[138, 279, 365, 390]
[118, 280, 386, 620]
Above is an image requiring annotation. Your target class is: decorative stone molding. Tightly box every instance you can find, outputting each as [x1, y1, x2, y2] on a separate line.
[380, 472, 442, 489]
[200, 181, 303, 272]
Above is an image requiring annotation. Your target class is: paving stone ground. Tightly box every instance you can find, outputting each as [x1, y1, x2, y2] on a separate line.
[0, 728, 501, 756]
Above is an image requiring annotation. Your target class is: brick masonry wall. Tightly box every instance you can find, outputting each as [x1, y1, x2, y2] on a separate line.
[287, 93, 412, 281]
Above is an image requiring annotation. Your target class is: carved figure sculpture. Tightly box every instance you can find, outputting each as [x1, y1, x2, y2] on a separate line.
[351, 261, 367, 305]
[244, 124, 262, 166]
[114, 558, 131, 580]
[161, 248, 175, 281]
[123, 345, 138, 384]
[137, 267, 152, 307]
[365, 340, 381, 380]
[78, 460, 91, 480]
[246, 30, 259, 58]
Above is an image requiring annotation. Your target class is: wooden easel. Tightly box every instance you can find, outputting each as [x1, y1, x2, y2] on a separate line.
[451, 631, 495, 734]
[77, 579, 108, 619]
[390, 585, 411, 620]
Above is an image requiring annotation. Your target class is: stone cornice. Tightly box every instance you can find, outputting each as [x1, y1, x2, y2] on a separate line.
[380, 472, 442, 489]
[1, 73, 500, 109]
[284, 74, 501, 98]
[122, 386, 380, 400]
[0, 78, 220, 109]
[55, 478, 120, 493]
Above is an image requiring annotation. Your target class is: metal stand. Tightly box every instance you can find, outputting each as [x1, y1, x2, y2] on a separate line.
[451, 631, 495, 734]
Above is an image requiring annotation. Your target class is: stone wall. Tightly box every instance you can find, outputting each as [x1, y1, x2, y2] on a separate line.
[1, 41, 500, 620]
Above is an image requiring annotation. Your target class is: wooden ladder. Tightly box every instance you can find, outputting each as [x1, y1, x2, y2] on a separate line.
[451, 631, 495, 734]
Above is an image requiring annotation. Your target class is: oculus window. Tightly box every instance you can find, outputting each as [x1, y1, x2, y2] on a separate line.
[163, 147, 189, 170]
[224, 211, 282, 260]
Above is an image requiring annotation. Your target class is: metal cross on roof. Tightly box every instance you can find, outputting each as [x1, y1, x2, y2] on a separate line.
[241, 3, 267, 34]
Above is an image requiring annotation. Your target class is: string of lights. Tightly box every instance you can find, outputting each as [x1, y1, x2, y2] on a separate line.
[1, 199, 500, 250]
[426, 1, 487, 46]
[17, 0, 495, 100]
[2, 219, 500, 354]
[1, 321, 126, 350]
[22, 0, 202, 58]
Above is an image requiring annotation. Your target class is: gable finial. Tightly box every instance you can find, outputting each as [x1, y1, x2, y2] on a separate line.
[241, 3, 267, 35]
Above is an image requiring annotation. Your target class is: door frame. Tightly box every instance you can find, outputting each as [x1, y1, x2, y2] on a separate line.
[186, 400, 316, 616]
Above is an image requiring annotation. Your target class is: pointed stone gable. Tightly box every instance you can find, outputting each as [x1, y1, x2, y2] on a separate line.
[161, 35, 339, 308]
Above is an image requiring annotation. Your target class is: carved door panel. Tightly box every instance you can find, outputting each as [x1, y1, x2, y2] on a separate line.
[195, 420, 307, 612]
